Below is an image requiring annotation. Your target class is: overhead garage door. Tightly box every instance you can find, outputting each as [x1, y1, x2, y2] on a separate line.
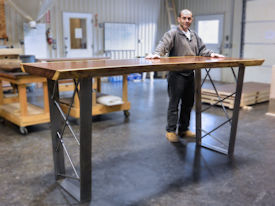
[243, 0, 275, 83]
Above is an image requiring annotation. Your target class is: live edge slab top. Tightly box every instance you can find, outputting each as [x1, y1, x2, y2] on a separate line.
[21, 56, 264, 80]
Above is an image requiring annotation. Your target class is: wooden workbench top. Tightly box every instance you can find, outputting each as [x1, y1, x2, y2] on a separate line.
[21, 56, 264, 80]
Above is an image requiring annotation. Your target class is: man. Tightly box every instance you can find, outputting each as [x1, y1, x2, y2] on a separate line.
[146, 9, 224, 143]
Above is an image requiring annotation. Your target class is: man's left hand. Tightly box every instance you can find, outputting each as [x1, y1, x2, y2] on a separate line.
[210, 53, 225, 58]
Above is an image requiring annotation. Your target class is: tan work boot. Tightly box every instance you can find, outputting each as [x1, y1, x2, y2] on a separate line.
[166, 132, 179, 142]
[178, 130, 196, 138]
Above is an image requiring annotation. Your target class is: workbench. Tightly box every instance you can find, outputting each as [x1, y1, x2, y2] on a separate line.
[22, 56, 264, 202]
[0, 72, 49, 134]
[59, 75, 130, 119]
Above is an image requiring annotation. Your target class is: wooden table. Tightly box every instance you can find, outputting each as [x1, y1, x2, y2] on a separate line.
[22, 56, 264, 202]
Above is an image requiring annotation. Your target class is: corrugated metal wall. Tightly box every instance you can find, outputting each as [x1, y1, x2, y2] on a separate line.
[4, 4, 24, 48]
[4, 0, 169, 59]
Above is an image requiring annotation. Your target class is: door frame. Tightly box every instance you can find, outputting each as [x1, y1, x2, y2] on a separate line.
[63, 12, 93, 58]
[194, 14, 224, 81]
[194, 14, 224, 53]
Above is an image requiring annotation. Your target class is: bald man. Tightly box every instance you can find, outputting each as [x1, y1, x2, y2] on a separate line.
[146, 9, 223, 143]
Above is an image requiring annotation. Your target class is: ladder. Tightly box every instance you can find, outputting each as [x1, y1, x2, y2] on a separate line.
[161, 0, 177, 78]
[165, 0, 177, 29]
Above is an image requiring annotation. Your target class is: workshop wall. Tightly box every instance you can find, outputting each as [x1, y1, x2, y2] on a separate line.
[4, 0, 169, 59]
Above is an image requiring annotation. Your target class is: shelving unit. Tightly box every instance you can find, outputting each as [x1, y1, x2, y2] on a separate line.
[59, 75, 131, 118]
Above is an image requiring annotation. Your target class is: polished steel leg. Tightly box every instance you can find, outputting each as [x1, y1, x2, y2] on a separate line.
[47, 77, 92, 202]
[79, 77, 92, 202]
[47, 79, 65, 180]
[198, 65, 246, 157]
[228, 65, 245, 158]
[195, 69, 202, 145]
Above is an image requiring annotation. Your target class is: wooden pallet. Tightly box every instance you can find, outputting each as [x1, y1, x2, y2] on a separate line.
[201, 82, 270, 109]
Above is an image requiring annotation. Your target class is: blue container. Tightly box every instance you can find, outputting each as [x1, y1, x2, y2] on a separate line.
[128, 73, 141, 81]
[20, 55, 36, 63]
[108, 76, 123, 82]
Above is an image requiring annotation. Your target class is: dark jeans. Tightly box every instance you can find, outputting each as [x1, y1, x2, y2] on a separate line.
[166, 72, 195, 133]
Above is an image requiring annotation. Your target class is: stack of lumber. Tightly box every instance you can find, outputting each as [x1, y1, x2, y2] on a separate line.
[201, 82, 270, 109]
[0, 0, 8, 40]
[0, 48, 24, 91]
[0, 48, 23, 72]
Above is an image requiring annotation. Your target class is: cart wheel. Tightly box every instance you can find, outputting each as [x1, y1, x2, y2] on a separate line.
[124, 110, 130, 118]
[0, 117, 5, 124]
[19, 127, 28, 135]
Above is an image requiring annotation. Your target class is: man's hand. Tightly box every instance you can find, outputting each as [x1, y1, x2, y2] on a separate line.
[210, 53, 225, 58]
[145, 53, 161, 59]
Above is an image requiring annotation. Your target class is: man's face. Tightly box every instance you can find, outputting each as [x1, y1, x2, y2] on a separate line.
[177, 12, 193, 31]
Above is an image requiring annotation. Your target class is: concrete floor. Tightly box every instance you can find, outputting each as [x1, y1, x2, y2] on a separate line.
[0, 79, 275, 206]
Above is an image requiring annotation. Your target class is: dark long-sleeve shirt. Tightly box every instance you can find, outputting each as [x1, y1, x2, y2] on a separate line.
[154, 27, 213, 75]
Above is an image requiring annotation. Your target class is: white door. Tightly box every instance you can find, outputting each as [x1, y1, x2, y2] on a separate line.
[63, 12, 93, 58]
[194, 14, 224, 81]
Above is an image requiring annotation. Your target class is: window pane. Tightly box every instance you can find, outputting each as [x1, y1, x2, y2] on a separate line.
[198, 20, 219, 44]
[70, 18, 87, 49]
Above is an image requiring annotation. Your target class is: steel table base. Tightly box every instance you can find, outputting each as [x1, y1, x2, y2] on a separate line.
[195, 65, 245, 158]
[47, 77, 92, 202]
[46, 65, 245, 202]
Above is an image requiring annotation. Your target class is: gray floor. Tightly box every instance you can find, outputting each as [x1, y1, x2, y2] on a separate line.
[0, 79, 275, 206]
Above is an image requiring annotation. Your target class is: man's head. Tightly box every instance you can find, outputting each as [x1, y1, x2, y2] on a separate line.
[177, 9, 193, 32]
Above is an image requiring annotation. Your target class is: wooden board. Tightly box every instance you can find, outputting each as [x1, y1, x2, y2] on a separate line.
[0, 59, 21, 71]
[60, 100, 130, 117]
[0, 49, 23, 71]
[60, 76, 130, 118]
[0, 102, 50, 126]
[0, 0, 8, 39]
[22, 57, 264, 80]
[60, 96, 130, 117]
[201, 82, 270, 109]
[0, 48, 23, 56]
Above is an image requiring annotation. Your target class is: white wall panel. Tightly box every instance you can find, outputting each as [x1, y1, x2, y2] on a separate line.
[245, 22, 275, 44]
[244, 45, 275, 67]
[244, 66, 272, 84]
[246, 0, 275, 21]
[243, 0, 275, 83]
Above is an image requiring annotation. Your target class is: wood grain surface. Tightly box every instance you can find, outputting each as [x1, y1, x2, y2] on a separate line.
[21, 56, 264, 80]
[0, 0, 8, 39]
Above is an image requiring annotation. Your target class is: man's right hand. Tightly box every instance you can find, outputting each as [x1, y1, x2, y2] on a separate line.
[145, 53, 161, 59]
